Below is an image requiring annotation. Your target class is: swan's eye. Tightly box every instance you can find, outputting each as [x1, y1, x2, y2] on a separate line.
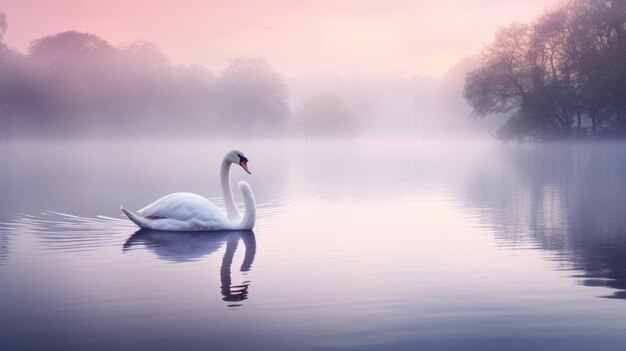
[238, 154, 248, 164]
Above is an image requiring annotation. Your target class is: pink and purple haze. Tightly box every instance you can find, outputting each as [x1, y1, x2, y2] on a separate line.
[2, 0, 555, 77]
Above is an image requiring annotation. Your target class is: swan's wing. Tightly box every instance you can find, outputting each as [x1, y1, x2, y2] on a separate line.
[138, 192, 224, 222]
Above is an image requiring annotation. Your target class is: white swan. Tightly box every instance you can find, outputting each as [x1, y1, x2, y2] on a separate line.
[121, 150, 255, 231]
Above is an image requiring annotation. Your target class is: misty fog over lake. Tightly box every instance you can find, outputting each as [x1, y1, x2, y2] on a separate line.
[1, 139, 626, 350]
[1, 0, 626, 350]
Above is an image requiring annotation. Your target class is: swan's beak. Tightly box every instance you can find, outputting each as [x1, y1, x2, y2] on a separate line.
[240, 161, 251, 174]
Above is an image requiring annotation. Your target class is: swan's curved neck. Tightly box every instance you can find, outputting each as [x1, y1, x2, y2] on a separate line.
[220, 158, 241, 220]
[236, 182, 256, 230]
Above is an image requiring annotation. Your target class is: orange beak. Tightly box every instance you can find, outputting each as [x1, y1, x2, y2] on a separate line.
[240, 161, 251, 174]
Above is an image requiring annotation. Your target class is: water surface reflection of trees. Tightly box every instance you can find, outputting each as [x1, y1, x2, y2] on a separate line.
[464, 143, 626, 298]
[0, 231, 8, 265]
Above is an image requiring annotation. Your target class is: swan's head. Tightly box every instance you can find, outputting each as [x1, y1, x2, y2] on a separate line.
[226, 150, 251, 175]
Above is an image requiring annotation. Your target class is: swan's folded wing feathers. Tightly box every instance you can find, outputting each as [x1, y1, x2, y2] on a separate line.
[138, 192, 222, 222]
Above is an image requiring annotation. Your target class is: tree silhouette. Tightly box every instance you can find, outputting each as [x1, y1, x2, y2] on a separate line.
[214, 57, 289, 133]
[0, 17, 290, 137]
[464, 0, 626, 140]
[0, 13, 7, 43]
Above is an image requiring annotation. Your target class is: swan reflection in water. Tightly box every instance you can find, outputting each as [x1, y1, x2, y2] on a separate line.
[123, 230, 256, 306]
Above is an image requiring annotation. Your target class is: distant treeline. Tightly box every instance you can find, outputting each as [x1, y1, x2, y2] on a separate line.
[0, 12, 494, 139]
[464, 0, 626, 141]
[0, 18, 289, 137]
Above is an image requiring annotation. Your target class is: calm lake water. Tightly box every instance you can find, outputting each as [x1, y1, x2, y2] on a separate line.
[1, 138, 626, 350]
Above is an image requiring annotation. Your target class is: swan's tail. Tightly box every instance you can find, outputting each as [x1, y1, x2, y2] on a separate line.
[121, 206, 150, 229]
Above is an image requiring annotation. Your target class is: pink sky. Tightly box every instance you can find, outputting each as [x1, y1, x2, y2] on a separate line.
[1, 0, 555, 77]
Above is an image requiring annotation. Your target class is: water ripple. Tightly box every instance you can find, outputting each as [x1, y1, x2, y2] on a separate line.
[0, 211, 136, 255]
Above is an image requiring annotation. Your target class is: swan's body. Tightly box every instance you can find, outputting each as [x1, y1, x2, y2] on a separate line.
[122, 150, 255, 231]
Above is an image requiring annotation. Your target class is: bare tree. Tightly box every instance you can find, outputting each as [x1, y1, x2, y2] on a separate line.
[464, 24, 532, 118]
